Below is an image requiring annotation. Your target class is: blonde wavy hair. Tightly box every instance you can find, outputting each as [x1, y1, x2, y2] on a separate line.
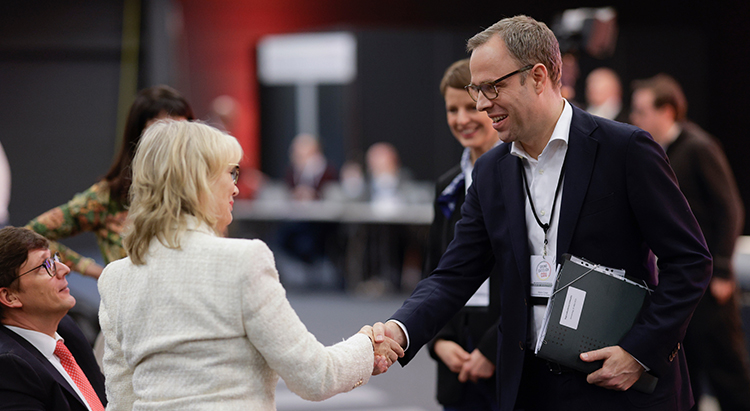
[124, 120, 243, 265]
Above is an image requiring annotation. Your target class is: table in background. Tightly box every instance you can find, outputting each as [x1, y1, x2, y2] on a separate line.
[230, 199, 434, 293]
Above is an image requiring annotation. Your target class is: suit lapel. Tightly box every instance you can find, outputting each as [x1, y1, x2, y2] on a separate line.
[497, 150, 530, 291]
[557, 108, 599, 258]
[0, 325, 87, 409]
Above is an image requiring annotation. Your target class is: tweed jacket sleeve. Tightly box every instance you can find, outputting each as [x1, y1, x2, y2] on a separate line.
[239, 241, 373, 400]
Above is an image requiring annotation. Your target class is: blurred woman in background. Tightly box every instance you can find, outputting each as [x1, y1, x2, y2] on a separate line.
[424, 58, 501, 411]
[25, 85, 193, 279]
[98, 120, 401, 410]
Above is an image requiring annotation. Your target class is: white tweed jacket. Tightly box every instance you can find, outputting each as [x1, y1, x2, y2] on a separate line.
[98, 218, 373, 410]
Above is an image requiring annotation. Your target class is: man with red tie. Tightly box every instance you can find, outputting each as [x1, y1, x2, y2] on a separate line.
[0, 226, 106, 410]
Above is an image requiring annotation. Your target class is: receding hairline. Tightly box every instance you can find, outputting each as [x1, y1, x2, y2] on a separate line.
[467, 17, 516, 52]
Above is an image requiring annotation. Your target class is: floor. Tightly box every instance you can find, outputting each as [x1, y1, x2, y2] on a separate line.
[276, 292, 441, 411]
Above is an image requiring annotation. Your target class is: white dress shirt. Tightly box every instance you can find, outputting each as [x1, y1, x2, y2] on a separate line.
[510, 99, 573, 346]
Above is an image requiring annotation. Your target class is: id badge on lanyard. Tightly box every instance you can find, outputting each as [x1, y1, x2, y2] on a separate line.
[530, 255, 557, 297]
[521, 155, 566, 299]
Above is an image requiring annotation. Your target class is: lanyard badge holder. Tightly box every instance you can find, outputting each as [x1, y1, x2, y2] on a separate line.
[523, 158, 566, 299]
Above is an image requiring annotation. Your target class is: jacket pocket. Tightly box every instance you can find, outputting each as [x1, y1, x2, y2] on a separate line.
[579, 192, 615, 218]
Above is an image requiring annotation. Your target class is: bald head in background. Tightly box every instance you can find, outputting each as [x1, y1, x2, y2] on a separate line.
[585, 67, 628, 123]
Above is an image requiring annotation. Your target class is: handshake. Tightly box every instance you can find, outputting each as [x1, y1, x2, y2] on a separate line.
[357, 321, 408, 375]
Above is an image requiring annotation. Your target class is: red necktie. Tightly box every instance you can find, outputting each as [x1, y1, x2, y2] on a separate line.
[54, 340, 105, 411]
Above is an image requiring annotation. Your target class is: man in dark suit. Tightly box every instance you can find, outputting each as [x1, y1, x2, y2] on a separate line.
[372, 15, 711, 411]
[0, 226, 106, 410]
[631, 74, 750, 411]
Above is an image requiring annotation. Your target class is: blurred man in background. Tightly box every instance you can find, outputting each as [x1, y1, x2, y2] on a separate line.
[585, 67, 628, 123]
[631, 73, 750, 411]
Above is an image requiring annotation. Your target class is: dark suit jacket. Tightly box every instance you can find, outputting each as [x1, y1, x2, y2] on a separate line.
[392, 105, 712, 411]
[0, 315, 107, 411]
[424, 164, 501, 405]
[666, 121, 744, 280]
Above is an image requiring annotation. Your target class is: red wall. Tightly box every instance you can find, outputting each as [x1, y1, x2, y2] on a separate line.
[176, 0, 417, 197]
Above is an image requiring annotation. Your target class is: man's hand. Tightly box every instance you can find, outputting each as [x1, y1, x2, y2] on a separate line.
[580, 345, 644, 391]
[372, 321, 407, 349]
[359, 325, 404, 375]
[458, 348, 495, 383]
[711, 277, 736, 305]
[433, 339, 470, 373]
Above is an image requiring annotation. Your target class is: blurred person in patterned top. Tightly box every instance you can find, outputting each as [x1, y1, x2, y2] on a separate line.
[25, 86, 194, 279]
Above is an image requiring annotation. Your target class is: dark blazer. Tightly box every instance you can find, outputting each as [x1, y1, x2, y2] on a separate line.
[392, 105, 712, 411]
[0, 315, 107, 411]
[668, 121, 750, 407]
[667, 122, 744, 279]
[424, 164, 501, 405]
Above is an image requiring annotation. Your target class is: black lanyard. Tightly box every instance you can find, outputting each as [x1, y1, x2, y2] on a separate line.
[520, 154, 566, 257]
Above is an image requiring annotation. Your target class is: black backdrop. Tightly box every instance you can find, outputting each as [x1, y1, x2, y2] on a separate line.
[3, 0, 750, 231]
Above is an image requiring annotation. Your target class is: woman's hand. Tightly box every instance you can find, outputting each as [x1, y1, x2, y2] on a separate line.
[359, 325, 405, 375]
[433, 339, 470, 373]
[458, 348, 495, 382]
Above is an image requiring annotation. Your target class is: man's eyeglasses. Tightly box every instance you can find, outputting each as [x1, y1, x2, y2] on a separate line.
[229, 163, 240, 185]
[465, 64, 534, 102]
[17, 252, 62, 280]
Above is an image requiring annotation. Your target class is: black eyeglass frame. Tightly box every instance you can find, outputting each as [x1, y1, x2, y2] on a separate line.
[464, 64, 535, 102]
[16, 252, 62, 280]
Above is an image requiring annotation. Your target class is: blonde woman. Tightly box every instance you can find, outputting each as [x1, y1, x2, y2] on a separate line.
[98, 120, 402, 410]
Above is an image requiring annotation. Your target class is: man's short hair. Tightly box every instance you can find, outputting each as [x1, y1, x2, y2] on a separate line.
[0, 227, 49, 318]
[0, 227, 49, 288]
[467, 15, 562, 89]
[631, 74, 688, 122]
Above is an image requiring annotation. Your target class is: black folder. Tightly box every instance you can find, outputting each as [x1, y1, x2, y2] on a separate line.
[534, 254, 658, 393]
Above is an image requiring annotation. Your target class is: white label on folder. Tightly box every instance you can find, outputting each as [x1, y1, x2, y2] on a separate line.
[560, 286, 586, 330]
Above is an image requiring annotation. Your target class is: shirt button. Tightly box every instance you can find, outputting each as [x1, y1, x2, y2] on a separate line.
[540, 210, 546, 216]
[539, 169, 544, 175]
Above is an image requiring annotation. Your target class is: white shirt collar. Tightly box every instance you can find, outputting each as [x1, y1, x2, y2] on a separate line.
[4, 325, 62, 358]
[510, 99, 573, 161]
[586, 98, 622, 121]
[661, 122, 682, 148]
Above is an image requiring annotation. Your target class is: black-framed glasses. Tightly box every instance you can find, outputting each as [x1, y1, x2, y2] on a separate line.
[17, 252, 62, 280]
[229, 163, 240, 185]
[465, 64, 534, 102]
